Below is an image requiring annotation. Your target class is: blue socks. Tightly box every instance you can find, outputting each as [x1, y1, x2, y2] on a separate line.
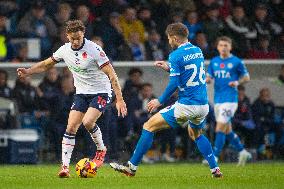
[196, 135, 218, 169]
[130, 129, 154, 166]
[214, 132, 226, 157]
[226, 132, 244, 152]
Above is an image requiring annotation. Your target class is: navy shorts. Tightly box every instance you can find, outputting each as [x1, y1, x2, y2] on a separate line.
[71, 93, 110, 113]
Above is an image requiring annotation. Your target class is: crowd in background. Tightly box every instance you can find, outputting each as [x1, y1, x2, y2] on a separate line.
[0, 0, 283, 62]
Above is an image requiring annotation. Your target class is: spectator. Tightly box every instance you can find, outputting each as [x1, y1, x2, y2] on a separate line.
[128, 32, 146, 61]
[0, 13, 13, 61]
[194, 32, 213, 59]
[183, 11, 202, 41]
[119, 7, 145, 43]
[49, 76, 75, 159]
[252, 88, 276, 157]
[94, 12, 131, 61]
[122, 67, 143, 106]
[202, 3, 226, 46]
[170, 10, 184, 23]
[145, 30, 167, 61]
[91, 36, 104, 49]
[127, 83, 155, 135]
[276, 32, 284, 58]
[37, 67, 61, 111]
[233, 85, 256, 148]
[225, 5, 257, 57]
[0, 69, 12, 98]
[12, 44, 29, 63]
[75, 4, 93, 39]
[252, 4, 282, 39]
[53, 3, 72, 28]
[12, 76, 39, 113]
[248, 35, 279, 59]
[17, 1, 57, 58]
[137, 6, 156, 32]
[52, 27, 69, 52]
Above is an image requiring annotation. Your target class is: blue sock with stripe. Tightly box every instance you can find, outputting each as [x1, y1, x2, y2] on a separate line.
[130, 129, 154, 166]
[214, 132, 226, 157]
[196, 135, 218, 169]
[226, 132, 244, 152]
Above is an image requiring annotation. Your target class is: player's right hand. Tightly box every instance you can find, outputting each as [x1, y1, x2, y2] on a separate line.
[17, 68, 31, 78]
[116, 99, 127, 118]
[154, 61, 170, 71]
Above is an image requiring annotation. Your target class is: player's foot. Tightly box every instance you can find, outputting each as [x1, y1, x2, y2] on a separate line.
[58, 165, 70, 178]
[110, 161, 137, 177]
[93, 148, 107, 168]
[161, 153, 176, 163]
[211, 167, 223, 178]
[202, 156, 218, 165]
[237, 149, 252, 166]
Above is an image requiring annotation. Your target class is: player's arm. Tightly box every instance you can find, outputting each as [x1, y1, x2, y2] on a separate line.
[17, 58, 57, 78]
[154, 61, 170, 72]
[101, 63, 127, 117]
[206, 61, 214, 84]
[148, 75, 178, 113]
[229, 60, 250, 87]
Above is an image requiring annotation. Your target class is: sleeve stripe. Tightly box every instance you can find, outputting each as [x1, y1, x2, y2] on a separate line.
[169, 73, 180, 76]
[99, 61, 110, 69]
[51, 56, 61, 63]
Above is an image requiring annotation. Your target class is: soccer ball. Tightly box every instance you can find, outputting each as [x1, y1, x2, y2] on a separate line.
[76, 158, 97, 178]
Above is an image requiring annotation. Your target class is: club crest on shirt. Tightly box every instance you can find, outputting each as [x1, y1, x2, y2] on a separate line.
[82, 52, 87, 59]
[220, 63, 225, 69]
[100, 51, 106, 57]
[228, 63, 233, 69]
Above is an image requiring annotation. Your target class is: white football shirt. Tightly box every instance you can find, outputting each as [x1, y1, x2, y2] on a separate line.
[51, 38, 111, 95]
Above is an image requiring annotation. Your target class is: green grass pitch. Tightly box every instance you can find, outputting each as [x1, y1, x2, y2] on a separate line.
[1, 162, 284, 189]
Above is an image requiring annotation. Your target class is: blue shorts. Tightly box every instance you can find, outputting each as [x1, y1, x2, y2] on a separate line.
[159, 102, 209, 129]
[71, 93, 110, 113]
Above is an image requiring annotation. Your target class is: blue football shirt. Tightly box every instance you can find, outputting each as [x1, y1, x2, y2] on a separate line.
[159, 42, 208, 105]
[207, 55, 249, 103]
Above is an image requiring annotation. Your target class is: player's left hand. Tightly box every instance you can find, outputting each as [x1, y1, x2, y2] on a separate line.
[229, 81, 239, 87]
[116, 99, 127, 118]
[147, 99, 161, 113]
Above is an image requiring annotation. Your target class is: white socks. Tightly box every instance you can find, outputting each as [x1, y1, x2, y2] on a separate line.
[61, 132, 75, 167]
[89, 125, 106, 151]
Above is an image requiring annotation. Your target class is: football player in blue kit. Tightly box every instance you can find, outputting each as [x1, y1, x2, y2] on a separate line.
[206, 36, 252, 166]
[110, 23, 222, 178]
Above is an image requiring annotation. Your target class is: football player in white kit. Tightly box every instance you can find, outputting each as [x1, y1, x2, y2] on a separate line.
[17, 20, 127, 178]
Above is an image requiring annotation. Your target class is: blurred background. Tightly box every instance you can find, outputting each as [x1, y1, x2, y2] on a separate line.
[0, 0, 283, 165]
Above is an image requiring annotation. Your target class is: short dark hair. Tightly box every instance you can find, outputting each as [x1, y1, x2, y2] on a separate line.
[166, 23, 189, 39]
[141, 83, 152, 89]
[128, 68, 143, 76]
[216, 36, 232, 45]
[65, 20, 85, 33]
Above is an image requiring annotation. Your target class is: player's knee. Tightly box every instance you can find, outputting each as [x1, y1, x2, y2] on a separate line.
[82, 119, 94, 130]
[215, 122, 227, 133]
[66, 125, 78, 135]
[143, 121, 155, 132]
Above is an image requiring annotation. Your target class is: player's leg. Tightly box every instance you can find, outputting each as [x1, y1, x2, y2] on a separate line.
[213, 103, 231, 159]
[225, 115, 252, 166]
[81, 94, 110, 167]
[59, 110, 84, 178]
[110, 112, 170, 176]
[188, 126, 222, 178]
[82, 107, 107, 167]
